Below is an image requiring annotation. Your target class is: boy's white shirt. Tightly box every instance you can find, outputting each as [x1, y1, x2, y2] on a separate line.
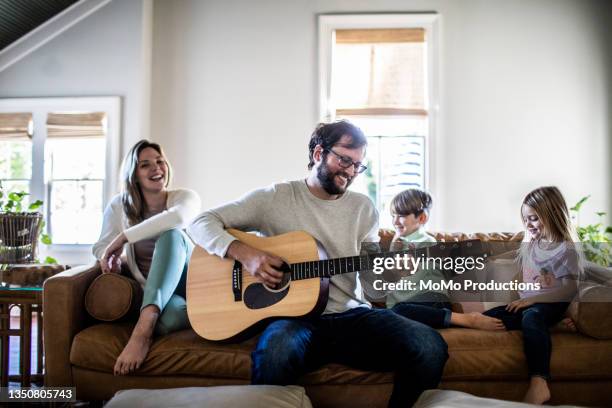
[92, 188, 201, 286]
[397, 227, 436, 244]
[385, 226, 447, 308]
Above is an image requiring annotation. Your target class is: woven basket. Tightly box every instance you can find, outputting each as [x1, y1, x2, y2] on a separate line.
[0, 212, 43, 263]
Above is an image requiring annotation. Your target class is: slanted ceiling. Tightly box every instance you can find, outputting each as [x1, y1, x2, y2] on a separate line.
[0, 0, 79, 50]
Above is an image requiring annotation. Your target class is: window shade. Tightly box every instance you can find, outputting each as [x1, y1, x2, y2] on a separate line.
[46, 112, 106, 139]
[335, 28, 425, 44]
[332, 28, 427, 116]
[0, 112, 33, 140]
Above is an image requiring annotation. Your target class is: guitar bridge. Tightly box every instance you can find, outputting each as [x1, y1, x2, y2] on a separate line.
[232, 261, 242, 302]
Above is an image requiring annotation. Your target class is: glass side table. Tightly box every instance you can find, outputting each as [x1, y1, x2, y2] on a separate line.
[0, 264, 68, 387]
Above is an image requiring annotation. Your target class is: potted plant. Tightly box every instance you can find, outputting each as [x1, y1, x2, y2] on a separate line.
[570, 195, 612, 267]
[0, 182, 54, 264]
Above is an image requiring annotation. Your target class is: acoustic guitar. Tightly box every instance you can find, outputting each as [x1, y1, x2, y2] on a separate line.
[186, 229, 485, 342]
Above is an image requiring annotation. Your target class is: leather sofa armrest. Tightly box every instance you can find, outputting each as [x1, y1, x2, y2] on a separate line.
[43, 263, 101, 387]
[583, 261, 612, 284]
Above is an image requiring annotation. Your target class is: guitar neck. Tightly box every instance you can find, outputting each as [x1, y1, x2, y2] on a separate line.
[288, 241, 481, 281]
[289, 253, 368, 281]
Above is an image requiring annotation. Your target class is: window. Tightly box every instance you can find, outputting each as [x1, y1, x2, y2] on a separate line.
[0, 97, 120, 261]
[319, 15, 439, 227]
[0, 113, 33, 197]
[46, 113, 107, 244]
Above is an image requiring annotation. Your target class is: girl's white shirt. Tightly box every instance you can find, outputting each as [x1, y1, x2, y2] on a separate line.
[92, 188, 201, 286]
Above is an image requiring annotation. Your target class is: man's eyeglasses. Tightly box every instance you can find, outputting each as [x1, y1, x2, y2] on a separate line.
[324, 149, 368, 174]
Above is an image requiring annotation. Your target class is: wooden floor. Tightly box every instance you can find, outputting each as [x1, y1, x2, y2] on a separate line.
[7, 316, 89, 406]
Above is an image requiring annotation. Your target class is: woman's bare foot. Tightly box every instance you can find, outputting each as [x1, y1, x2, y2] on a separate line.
[451, 312, 506, 330]
[559, 317, 577, 332]
[114, 333, 152, 375]
[524, 376, 551, 405]
[114, 305, 160, 375]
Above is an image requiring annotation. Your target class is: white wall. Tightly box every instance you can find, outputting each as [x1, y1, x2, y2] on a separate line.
[0, 0, 152, 264]
[151, 0, 611, 233]
[0, 0, 152, 157]
[1, 0, 608, 237]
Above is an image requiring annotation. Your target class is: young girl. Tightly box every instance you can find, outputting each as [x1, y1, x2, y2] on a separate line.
[387, 189, 504, 330]
[483, 186, 580, 404]
[92, 140, 201, 376]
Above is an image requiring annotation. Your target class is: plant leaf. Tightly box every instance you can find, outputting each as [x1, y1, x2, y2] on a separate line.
[28, 200, 43, 211]
[40, 234, 52, 245]
[8, 192, 27, 201]
[596, 212, 606, 217]
[43, 256, 58, 264]
[570, 195, 590, 212]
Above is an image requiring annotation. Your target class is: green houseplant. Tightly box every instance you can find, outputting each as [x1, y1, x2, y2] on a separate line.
[570, 195, 612, 267]
[0, 181, 56, 264]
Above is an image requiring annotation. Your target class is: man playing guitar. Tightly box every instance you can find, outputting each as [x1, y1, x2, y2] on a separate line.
[187, 120, 448, 407]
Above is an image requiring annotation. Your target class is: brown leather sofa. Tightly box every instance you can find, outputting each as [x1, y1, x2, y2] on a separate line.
[43, 231, 612, 407]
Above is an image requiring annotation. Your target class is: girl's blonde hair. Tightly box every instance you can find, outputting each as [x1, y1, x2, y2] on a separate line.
[120, 140, 172, 226]
[521, 186, 573, 242]
[518, 186, 578, 268]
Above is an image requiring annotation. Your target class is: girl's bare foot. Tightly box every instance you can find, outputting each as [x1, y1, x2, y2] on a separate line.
[113, 305, 160, 375]
[524, 376, 551, 405]
[451, 312, 506, 330]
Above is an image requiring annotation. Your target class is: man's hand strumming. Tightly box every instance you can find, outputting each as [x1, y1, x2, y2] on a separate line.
[227, 240, 285, 287]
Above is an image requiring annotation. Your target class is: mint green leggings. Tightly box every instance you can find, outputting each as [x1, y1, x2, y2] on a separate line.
[141, 229, 193, 335]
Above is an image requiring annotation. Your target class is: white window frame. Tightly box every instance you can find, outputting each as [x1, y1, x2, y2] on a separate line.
[0, 96, 121, 263]
[318, 14, 440, 228]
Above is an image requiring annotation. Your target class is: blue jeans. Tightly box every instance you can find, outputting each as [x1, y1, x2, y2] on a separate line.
[391, 292, 453, 329]
[141, 229, 193, 335]
[251, 307, 449, 407]
[483, 302, 569, 380]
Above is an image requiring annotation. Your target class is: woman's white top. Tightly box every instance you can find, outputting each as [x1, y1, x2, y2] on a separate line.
[92, 189, 201, 286]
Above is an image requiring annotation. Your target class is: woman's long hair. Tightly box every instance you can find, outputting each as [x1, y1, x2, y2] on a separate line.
[120, 140, 172, 226]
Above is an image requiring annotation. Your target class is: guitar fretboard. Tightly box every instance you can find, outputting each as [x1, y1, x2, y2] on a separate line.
[288, 240, 484, 281]
[289, 255, 367, 280]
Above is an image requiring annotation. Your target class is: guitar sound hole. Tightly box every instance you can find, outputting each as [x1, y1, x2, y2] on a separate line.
[244, 283, 289, 309]
[269, 263, 291, 291]
[243, 261, 291, 310]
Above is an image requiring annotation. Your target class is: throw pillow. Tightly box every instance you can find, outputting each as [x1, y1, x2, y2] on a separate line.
[85, 273, 143, 321]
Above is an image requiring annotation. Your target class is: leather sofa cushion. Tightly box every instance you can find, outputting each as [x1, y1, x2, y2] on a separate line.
[71, 324, 612, 382]
[377, 229, 523, 258]
[441, 328, 612, 380]
[377, 229, 524, 248]
[71, 323, 257, 379]
[85, 273, 143, 322]
[568, 284, 612, 339]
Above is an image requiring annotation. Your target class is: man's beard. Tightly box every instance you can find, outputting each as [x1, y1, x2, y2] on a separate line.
[317, 160, 352, 195]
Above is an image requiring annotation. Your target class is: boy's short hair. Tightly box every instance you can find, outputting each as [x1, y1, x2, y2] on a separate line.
[390, 189, 432, 216]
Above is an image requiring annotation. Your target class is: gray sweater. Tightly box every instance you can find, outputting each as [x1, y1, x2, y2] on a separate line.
[187, 179, 380, 314]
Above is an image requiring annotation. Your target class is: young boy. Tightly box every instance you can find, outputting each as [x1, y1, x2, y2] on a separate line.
[387, 189, 504, 330]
